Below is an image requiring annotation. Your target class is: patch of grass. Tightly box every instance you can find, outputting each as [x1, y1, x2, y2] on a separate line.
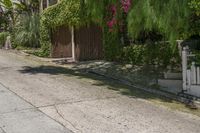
[151, 99, 200, 117]
[15, 46, 48, 57]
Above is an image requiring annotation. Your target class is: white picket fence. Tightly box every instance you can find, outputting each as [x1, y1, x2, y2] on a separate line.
[182, 47, 200, 97]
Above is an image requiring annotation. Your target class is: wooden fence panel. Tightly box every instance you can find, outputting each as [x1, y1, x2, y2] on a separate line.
[51, 26, 72, 58]
[75, 24, 103, 61]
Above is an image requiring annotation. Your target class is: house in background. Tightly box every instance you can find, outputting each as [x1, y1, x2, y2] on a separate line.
[40, 0, 103, 61]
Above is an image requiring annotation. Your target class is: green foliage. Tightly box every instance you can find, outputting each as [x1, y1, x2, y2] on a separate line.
[122, 45, 145, 65]
[0, 15, 8, 30]
[195, 51, 200, 66]
[40, 0, 87, 57]
[103, 27, 122, 61]
[0, 31, 9, 48]
[40, 0, 123, 59]
[121, 43, 180, 68]
[189, 0, 200, 16]
[0, 0, 18, 31]
[84, 0, 108, 24]
[14, 14, 40, 48]
[0, 0, 13, 9]
[101, 0, 124, 61]
[14, 0, 40, 14]
[127, 0, 191, 43]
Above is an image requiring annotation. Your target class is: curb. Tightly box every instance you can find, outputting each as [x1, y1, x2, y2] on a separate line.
[87, 70, 200, 109]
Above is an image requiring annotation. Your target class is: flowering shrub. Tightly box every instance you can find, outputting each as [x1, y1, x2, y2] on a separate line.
[121, 0, 132, 13]
[106, 0, 131, 32]
[106, 5, 117, 31]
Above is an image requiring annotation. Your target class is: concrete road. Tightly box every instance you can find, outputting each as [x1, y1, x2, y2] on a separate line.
[0, 50, 200, 133]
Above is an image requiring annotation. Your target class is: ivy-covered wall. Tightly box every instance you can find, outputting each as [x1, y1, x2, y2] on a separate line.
[39, 0, 127, 59]
[39, 0, 86, 57]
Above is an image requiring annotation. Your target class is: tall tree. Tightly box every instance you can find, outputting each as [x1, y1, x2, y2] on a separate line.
[127, 0, 192, 43]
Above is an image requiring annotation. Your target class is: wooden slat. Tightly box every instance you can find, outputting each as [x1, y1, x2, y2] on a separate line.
[187, 69, 191, 89]
[191, 62, 196, 84]
[75, 24, 103, 61]
[51, 26, 72, 58]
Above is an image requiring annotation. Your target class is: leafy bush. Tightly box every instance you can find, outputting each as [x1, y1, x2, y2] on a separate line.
[189, 0, 200, 16]
[103, 27, 122, 61]
[14, 14, 40, 48]
[0, 32, 9, 48]
[193, 50, 200, 66]
[121, 43, 181, 68]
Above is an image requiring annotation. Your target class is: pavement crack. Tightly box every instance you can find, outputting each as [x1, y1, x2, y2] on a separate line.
[0, 127, 6, 133]
[54, 105, 82, 133]
[0, 82, 73, 132]
[37, 96, 120, 109]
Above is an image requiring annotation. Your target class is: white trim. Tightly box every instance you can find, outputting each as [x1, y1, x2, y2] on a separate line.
[71, 26, 75, 61]
[182, 47, 187, 91]
[46, 0, 49, 7]
[40, 0, 43, 12]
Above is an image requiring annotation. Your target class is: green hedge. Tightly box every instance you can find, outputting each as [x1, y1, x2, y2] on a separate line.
[103, 27, 122, 61]
[0, 32, 9, 48]
[120, 43, 181, 68]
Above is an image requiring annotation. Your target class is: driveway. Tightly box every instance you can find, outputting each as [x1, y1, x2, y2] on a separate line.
[0, 49, 200, 133]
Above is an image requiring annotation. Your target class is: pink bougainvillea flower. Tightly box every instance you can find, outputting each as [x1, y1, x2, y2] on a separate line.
[107, 18, 117, 28]
[121, 0, 131, 13]
[109, 4, 117, 15]
[106, 1, 132, 32]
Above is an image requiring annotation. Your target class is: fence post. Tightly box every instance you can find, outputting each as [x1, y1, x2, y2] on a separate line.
[182, 47, 188, 91]
[71, 26, 75, 61]
[197, 67, 200, 85]
[187, 70, 191, 89]
[46, 0, 49, 7]
[40, 0, 43, 12]
[191, 62, 196, 84]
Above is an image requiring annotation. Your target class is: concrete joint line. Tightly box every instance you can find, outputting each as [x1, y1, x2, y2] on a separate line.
[36, 96, 120, 109]
[54, 105, 82, 133]
[0, 127, 6, 133]
[0, 82, 72, 132]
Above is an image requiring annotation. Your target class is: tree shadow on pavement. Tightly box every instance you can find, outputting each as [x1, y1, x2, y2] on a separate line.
[18, 65, 200, 116]
[18, 65, 173, 102]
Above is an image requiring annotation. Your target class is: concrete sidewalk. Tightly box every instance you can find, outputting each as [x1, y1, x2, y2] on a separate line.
[0, 84, 71, 133]
[0, 50, 200, 133]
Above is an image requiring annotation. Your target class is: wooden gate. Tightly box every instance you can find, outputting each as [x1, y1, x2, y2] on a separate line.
[51, 26, 72, 58]
[182, 47, 200, 97]
[51, 24, 103, 61]
[75, 24, 103, 61]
